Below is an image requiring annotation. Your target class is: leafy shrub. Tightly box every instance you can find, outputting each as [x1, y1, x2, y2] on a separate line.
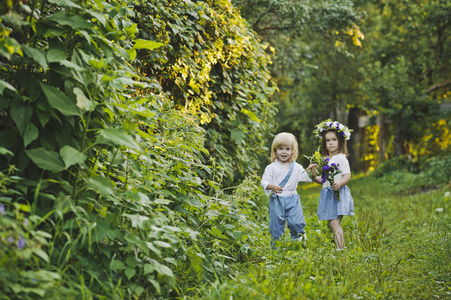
[132, 0, 277, 187]
[0, 0, 275, 298]
[417, 154, 451, 186]
[372, 155, 416, 177]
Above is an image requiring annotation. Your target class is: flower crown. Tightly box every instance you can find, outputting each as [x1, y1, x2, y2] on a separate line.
[313, 119, 353, 140]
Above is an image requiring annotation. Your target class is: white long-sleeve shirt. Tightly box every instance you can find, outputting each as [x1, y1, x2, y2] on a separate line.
[261, 160, 312, 197]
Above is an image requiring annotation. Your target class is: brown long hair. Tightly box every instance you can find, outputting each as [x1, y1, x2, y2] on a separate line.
[321, 130, 348, 156]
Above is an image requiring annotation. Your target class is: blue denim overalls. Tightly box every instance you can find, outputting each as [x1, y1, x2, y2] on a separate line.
[269, 162, 306, 245]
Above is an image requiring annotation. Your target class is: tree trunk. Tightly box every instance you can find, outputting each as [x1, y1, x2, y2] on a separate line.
[347, 107, 361, 171]
[378, 115, 387, 162]
[393, 125, 404, 156]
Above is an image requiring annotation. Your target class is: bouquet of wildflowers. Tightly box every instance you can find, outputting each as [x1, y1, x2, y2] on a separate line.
[320, 158, 342, 201]
[304, 147, 342, 201]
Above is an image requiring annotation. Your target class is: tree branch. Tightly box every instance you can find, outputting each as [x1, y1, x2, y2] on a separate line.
[425, 80, 451, 94]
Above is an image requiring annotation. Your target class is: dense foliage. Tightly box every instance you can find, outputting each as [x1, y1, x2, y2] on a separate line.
[132, 0, 277, 186]
[0, 0, 274, 298]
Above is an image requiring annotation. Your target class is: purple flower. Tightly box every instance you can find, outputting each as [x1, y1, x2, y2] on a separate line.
[0, 204, 5, 215]
[324, 158, 329, 163]
[321, 172, 327, 183]
[17, 236, 25, 249]
[8, 237, 14, 244]
[322, 165, 331, 171]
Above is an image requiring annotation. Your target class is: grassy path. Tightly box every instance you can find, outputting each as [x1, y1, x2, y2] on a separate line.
[195, 172, 450, 299]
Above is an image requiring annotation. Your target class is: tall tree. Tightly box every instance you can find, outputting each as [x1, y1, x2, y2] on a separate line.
[358, 0, 451, 161]
[233, 0, 364, 167]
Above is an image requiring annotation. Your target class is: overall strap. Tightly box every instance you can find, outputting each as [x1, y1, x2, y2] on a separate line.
[278, 162, 294, 186]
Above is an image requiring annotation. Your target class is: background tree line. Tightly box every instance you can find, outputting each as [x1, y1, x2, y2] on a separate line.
[233, 0, 450, 173]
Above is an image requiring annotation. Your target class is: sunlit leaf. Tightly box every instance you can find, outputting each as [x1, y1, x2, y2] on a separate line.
[73, 87, 95, 111]
[0, 147, 13, 156]
[132, 39, 165, 50]
[0, 79, 17, 94]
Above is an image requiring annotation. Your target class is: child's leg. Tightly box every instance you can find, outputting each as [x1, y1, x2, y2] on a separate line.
[285, 195, 306, 239]
[269, 196, 286, 244]
[329, 216, 344, 249]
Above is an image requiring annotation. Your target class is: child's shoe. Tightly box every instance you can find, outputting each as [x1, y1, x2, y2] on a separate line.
[298, 233, 307, 242]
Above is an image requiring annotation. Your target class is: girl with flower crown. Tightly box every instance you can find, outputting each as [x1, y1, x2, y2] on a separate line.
[309, 119, 354, 250]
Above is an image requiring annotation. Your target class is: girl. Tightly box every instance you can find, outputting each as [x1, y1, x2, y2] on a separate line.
[310, 120, 354, 250]
[261, 132, 313, 246]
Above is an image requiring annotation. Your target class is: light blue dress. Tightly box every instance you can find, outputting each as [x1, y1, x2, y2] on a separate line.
[317, 154, 354, 220]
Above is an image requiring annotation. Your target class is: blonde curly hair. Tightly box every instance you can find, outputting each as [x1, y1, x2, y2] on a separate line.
[270, 132, 299, 163]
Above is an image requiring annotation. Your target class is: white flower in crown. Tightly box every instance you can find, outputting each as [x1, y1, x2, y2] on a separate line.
[313, 119, 353, 140]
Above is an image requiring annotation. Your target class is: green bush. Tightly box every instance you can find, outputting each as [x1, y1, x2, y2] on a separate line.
[0, 0, 275, 298]
[417, 154, 451, 186]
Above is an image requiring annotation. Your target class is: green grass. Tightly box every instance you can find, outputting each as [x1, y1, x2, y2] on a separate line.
[190, 171, 451, 299]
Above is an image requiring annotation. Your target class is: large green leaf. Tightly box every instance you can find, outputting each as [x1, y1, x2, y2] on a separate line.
[122, 213, 149, 229]
[73, 87, 95, 111]
[46, 48, 67, 63]
[231, 129, 245, 144]
[22, 45, 48, 71]
[25, 148, 65, 173]
[132, 39, 165, 50]
[0, 79, 17, 95]
[95, 128, 139, 149]
[110, 260, 125, 270]
[39, 82, 81, 116]
[0, 147, 13, 156]
[60, 145, 87, 168]
[48, 0, 81, 9]
[0, 37, 23, 60]
[46, 12, 92, 30]
[10, 100, 33, 135]
[154, 261, 174, 278]
[86, 176, 117, 199]
[87, 9, 107, 27]
[23, 123, 39, 147]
